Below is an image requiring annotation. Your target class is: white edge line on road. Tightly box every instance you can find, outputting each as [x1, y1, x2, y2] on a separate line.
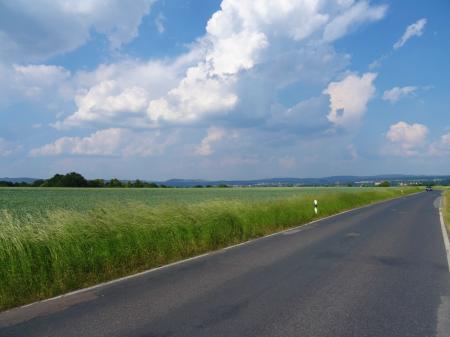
[438, 196, 450, 272]
[1, 191, 424, 314]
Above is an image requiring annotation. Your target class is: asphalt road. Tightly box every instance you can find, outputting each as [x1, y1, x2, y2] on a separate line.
[1, 191, 449, 337]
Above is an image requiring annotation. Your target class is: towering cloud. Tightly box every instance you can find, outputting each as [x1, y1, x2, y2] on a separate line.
[55, 0, 387, 130]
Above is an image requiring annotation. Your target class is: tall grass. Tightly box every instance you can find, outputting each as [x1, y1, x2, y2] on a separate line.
[0, 187, 419, 311]
[443, 189, 450, 232]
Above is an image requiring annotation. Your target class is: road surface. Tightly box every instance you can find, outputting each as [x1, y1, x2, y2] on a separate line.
[1, 191, 449, 337]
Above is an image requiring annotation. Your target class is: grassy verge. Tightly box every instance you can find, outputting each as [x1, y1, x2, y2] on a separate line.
[0, 187, 419, 311]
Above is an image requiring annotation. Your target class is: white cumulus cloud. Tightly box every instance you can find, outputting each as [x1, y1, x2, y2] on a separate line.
[393, 18, 427, 50]
[57, 59, 183, 128]
[0, 63, 74, 107]
[195, 127, 227, 156]
[63, 81, 149, 127]
[30, 128, 176, 157]
[429, 133, 450, 156]
[385, 121, 428, 157]
[12, 64, 72, 100]
[51, 0, 388, 131]
[0, 0, 156, 61]
[142, 0, 387, 127]
[17, 0, 391, 169]
[324, 72, 377, 127]
[382, 86, 417, 103]
[323, 0, 387, 42]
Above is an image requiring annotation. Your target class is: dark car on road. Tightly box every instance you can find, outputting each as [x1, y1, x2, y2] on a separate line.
[425, 186, 433, 192]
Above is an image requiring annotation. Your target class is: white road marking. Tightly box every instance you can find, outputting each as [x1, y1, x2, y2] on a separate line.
[438, 196, 450, 272]
[282, 228, 305, 235]
[437, 296, 450, 337]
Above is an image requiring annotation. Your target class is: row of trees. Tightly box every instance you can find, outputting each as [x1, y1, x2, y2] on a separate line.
[1, 172, 446, 188]
[0, 172, 165, 188]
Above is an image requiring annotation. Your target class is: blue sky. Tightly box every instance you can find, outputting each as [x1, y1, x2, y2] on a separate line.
[0, 0, 449, 180]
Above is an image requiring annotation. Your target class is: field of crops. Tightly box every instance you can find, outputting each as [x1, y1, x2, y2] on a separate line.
[0, 186, 421, 311]
[0, 186, 387, 216]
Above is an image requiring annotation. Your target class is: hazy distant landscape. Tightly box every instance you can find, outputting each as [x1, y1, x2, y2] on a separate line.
[2, 173, 449, 187]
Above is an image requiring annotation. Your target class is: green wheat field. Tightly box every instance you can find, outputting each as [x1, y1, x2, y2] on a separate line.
[0, 187, 420, 310]
[0, 186, 397, 214]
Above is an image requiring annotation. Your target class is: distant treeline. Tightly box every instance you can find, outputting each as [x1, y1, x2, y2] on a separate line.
[0, 172, 447, 188]
[0, 172, 166, 188]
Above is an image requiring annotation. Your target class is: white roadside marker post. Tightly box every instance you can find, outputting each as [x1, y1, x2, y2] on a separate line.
[314, 199, 318, 215]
